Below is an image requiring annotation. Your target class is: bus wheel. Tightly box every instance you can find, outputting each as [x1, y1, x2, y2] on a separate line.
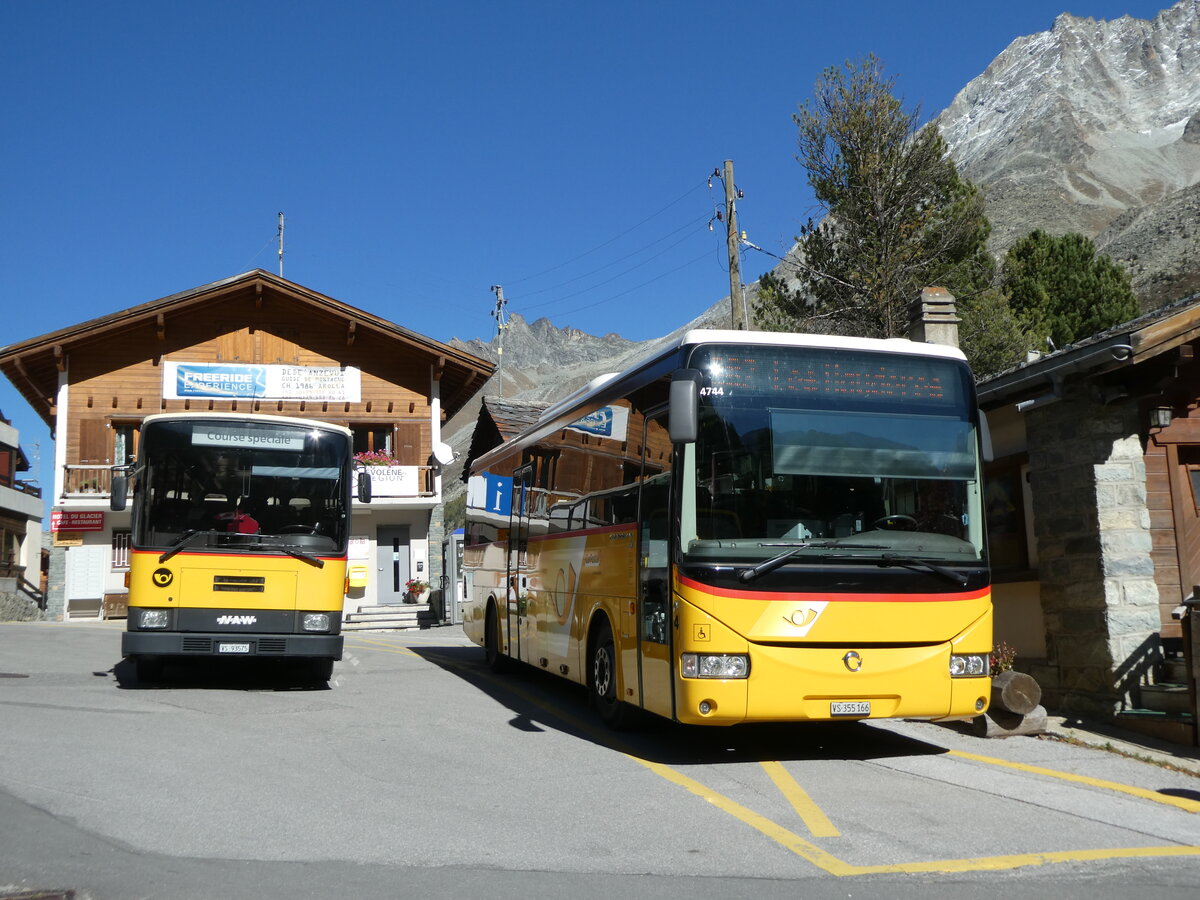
[485, 603, 511, 673]
[306, 658, 334, 685]
[590, 619, 635, 729]
[135, 656, 163, 683]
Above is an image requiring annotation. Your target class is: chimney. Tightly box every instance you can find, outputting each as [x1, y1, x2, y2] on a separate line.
[907, 287, 960, 348]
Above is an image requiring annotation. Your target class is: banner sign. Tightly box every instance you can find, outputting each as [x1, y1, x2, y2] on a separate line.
[565, 405, 629, 441]
[163, 362, 362, 402]
[51, 510, 104, 532]
[366, 465, 419, 496]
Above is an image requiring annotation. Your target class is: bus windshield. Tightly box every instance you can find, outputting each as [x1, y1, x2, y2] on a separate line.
[132, 418, 351, 555]
[680, 344, 985, 566]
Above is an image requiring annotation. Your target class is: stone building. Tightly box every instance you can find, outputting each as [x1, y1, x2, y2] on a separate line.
[980, 294, 1200, 743]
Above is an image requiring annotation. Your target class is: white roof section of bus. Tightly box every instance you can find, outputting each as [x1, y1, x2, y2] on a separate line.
[678, 328, 967, 360]
[139, 411, 354, 439]
[473, 329, 967, 473]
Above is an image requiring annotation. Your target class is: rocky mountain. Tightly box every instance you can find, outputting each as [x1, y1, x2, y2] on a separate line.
[442, 1, 1200, 469]
[935, 0, 1200, 305]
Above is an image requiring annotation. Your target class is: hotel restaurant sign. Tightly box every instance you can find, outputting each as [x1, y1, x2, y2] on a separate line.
[163, 362, 362, 402]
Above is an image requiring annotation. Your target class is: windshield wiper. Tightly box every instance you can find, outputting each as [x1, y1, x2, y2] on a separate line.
[158, 530, 209, 563]
[736, 540, 889, 583]
[242, 541, 326, 568]
[277, 545, 325, 568]
[878, 554, 969, 587]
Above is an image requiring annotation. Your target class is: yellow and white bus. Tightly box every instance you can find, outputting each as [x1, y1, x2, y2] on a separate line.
[463, 330, 992, 726]
[113, 413, 363, 684]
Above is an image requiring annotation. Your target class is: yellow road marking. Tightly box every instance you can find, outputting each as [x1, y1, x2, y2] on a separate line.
[345, 636, 421, 657]
[947, 749, 1200, 813]
[760, 761, 840, 837]
[347, 646, 1200, 874]
[635, 757, 857, 874]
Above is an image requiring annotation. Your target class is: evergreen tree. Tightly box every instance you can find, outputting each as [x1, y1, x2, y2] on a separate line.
[957, 287, 1033, 378]
[758, 55, 995, 339]
[1001, 230, 1140, 348]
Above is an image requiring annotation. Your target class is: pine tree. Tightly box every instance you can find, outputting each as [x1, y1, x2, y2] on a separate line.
[753, 55, 1036, 376]
[758, 55, 995, 339]
[1002, 230, 1140, 348]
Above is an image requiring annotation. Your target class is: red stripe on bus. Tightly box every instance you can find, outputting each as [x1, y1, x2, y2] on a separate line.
[678, 573, 988, 603]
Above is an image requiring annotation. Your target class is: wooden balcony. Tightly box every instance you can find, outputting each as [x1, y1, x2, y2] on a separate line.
[61, 464, 437, 502]
[61, 465, 123, 499]
[356, 465, 437, 502]
[0, 478, 41, 499]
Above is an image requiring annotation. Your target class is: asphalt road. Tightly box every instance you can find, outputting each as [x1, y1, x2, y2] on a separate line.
[1, 620, 1198, 900]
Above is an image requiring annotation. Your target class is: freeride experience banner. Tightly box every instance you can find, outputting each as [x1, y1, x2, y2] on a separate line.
[163, 362, 362, 402]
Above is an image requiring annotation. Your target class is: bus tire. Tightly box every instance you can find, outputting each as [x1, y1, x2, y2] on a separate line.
[135, 656, 163, 683]
[485, 602, 511, 673]
[305, 658, 334, 685]
[589, 618, 636, 729]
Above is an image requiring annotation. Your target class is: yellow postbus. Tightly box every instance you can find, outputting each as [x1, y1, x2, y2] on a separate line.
[113, 413, 363, 684]
[463, 330, 992, 726]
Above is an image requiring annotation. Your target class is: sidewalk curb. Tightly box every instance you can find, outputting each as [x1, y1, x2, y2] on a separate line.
[1042, 715, 1200, 777]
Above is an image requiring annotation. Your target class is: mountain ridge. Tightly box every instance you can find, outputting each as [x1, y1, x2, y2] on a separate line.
[443, 1, 1200, 471]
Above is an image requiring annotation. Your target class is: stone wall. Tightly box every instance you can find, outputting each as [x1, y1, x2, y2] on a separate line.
[1024, 384, 1162, 717]
[44, 535, 65, 621]
[0, 580, 41, 621]
[427, 502, 446, 622]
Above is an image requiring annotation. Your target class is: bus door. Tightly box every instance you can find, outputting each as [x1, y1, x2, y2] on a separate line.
[638, 410, 674, 718]
[507, 464, 534, 664]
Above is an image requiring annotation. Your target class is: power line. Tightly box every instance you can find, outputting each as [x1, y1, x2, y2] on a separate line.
[510, 220, 711, 312]
[508, 212, 711, 302]
[539, 247, 714, 322]
[503, 181, 708, 287]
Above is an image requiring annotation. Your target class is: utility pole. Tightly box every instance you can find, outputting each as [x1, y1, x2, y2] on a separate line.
[277, 212, 285, 277]
[723, 160, 745, 330]
[490, 285, 508, 398]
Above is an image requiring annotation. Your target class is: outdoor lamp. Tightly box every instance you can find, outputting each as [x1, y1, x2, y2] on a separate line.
[1150, 407, 1173, 428]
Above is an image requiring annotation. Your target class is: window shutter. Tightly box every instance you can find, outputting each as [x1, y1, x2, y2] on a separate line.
[79, 419, 109, 465]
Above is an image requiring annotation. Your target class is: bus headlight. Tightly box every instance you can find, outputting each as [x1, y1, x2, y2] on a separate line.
[950, 654, 990, 677]
[302, 613, 331, 632]
[682, 653, 750, 679]
[138, 609, 170, 629]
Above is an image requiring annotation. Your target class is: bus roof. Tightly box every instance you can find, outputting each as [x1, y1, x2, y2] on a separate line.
[472, 329, 968, 474]
[138, 411, 354, 439]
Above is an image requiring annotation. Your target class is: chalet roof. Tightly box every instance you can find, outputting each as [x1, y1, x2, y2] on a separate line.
[482, 396, 549, 440]
[0, 270, 495, 427]
[460, 395, 549, 483]
[978, 291, 1200, 409]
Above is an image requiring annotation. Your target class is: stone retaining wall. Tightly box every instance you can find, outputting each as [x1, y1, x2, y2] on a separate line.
[1025, 384, 1162, 716]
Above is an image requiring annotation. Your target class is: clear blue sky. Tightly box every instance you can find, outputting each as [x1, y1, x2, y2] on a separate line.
[0, 0, 1173, 494]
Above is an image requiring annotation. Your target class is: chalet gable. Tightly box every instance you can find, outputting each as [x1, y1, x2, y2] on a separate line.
[0, 270, 494, 430]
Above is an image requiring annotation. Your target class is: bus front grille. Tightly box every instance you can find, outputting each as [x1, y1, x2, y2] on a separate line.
[213, 576, 266, 593]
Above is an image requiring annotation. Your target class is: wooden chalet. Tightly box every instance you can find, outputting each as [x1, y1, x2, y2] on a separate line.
[0, 270, 494, 620]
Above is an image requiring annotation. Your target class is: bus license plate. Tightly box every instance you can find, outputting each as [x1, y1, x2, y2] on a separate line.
[831, 701, 870, 717]
[218, 642, 251, 654]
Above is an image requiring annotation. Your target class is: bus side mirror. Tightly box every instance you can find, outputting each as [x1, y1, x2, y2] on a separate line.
[669, 368, 703, 444]
[110, 473, 128, 511]
[979, 410, 994, 463]
[357, 471, 372, 503]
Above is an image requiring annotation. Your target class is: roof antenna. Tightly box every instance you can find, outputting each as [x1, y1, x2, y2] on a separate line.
[277, 212, 285, 277]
